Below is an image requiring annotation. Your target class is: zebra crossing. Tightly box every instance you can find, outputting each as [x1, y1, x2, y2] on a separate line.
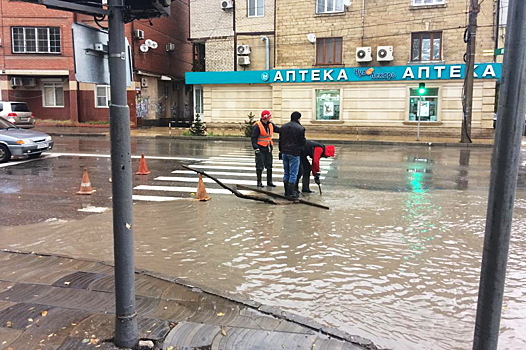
[131, 150, 334, 202]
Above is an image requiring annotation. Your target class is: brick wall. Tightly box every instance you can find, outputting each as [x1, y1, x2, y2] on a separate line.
[206, 38, 235, 71]
[190, 0, 234, 39]
[275, 0, 497, 68]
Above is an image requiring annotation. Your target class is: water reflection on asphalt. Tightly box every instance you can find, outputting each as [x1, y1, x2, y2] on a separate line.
[1, 145, 526, 350]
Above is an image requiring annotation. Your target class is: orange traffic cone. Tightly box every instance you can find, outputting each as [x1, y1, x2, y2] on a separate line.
[77, 168, 96, 195]
[195, 174, 211, 201]
[136, 153, 151, 175]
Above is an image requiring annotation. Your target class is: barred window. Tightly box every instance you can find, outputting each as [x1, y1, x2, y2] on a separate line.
[12, 27, 61, 54]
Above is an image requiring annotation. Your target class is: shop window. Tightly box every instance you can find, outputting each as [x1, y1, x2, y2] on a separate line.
[412, 0, 445, 5]
[42, 82, 64, 107]
[12, 27, 61, 54]
[411, 32, 442, 62]
[316, 0, 344, 13]
[95, 85, 111, 108]
[409, 87, 439, 122]
[315, 89, 340, 121]
[248, 0, 264, 17]
[316, 37, 343, 65]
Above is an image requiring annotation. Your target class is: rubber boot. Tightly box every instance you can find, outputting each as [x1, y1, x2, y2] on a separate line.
[267, 169, 276, 187]
[283, 182, 289, 197]
[301, 174, 314, 193]
[256, 170, 263, 187]
[294, 181, 300, 195]
[289, 182, 299, 199]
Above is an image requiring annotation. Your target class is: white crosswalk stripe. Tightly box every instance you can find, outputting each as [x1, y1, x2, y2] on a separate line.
[132, 150, 334, 202]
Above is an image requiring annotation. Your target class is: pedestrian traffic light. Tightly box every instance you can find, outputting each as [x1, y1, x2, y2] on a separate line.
[418, 82, 427, 95]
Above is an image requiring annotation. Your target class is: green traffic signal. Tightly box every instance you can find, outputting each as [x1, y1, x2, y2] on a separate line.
[418, 82, 426, 95]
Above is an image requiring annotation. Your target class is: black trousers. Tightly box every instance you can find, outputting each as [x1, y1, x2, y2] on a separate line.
[255, 148, 273, 171]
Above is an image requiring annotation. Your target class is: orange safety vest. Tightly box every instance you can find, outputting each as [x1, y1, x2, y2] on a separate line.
[256, 121, 274, 147]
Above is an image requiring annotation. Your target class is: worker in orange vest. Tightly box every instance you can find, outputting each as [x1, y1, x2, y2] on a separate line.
[251, 110, 280, 187]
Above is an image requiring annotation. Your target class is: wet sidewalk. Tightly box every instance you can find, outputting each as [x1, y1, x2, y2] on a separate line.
[0, 250, 376, 349]
[34, 125, 497, 147]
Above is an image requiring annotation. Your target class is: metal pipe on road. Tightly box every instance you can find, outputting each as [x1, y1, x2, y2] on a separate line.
[108, 0, 138, 347]
[473, 0, 526, 348]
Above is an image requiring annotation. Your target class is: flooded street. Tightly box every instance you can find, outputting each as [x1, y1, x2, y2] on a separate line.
[1, 142, 525, 349]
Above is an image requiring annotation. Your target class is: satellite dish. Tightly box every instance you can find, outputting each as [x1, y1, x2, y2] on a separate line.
[150, 41, 158, 49]
[139, 44, 149, 53]
[343, 0, 351, 7]
[307, 33, 316, 44]
[145, 39, 154, 47]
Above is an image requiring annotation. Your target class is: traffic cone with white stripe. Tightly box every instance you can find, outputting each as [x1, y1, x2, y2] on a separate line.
[195, 174, 211, 201]
[77, 168, 96, 195]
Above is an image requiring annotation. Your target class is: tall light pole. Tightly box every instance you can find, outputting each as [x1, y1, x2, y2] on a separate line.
[461, 0, 480, 143]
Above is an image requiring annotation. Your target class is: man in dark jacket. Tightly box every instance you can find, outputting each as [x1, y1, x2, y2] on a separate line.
[278, 111, 306, 198]
[296, 140, 335, 193]
[251, 110, 280, 187]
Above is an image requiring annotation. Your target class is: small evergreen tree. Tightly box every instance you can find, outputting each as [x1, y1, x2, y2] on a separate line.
[244, 112, 256, 137]
[189, 114, 207, 136]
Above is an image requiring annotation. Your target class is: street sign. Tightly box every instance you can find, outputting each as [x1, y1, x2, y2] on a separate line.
[483, 48, 505, 56]
[72, 23, 133, 86]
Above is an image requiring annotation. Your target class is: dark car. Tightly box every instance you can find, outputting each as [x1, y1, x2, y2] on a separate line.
[0, 116, 53, 163]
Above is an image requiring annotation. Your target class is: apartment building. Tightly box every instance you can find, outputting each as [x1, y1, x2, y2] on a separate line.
[187, 0, 502, 138]
[0, 0, 193, 127]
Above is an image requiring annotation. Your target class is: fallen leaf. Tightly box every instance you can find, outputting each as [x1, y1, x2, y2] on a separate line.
[6, 321, 12, 327]
[28, 318, 34, 322]
[42, 310, 48, 317]
[126, 223, 132, 229]
[217, 312, 225, 316]
[90, 338, 100, 344]
[64, 281, 71, 285]
[221, 327, 227, 336]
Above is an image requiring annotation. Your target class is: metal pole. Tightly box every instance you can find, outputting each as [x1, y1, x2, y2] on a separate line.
[108, 0, 138, 347]
[473, 0, 526, 348]
[461, 0, 479, 143]
[416, 97, 421, 141]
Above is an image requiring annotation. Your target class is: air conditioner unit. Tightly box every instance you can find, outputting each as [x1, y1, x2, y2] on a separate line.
[10, 77, 23, 87]
[237, 44, 251, 55]
[141, 77, 148, 88]
[22, 77, 36, 87]
[134, 29, 145, 40]
[166, 43, 175, 52]
[237, 56, 250, 66]
[356, 46, 372, 62]
[377, 45, 394, 61]
[221, 0, 233, 10]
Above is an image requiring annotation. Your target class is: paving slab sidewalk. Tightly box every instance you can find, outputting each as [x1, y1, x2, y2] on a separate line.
[0, 250, 378, 350]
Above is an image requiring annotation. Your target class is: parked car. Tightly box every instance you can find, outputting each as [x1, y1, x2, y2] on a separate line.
[0, 101, 35, 128]
[0, 117, 53, 163]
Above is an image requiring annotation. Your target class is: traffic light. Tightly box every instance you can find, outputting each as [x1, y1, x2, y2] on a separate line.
[418, 82, 427, 95]
[125, 0, 172, 20]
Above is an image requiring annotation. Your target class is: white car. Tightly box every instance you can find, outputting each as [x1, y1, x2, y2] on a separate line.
[0, 101, 35, 129]
[0, 116, 53, 163]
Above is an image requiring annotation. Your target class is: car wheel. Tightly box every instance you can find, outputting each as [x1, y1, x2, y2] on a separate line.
[0, 144, 11, 163]
[28, 152, 42, 159]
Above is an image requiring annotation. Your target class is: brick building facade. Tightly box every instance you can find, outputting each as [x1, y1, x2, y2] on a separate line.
[187, 0, 502, 139]
[0, 0, 192, 127]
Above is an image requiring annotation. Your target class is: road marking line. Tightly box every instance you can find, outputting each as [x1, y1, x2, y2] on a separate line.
[48, 152, 205, 161]
[134, 185, 252, 195]
[155, 176, 284, 186]
[132, 195, 188, 202]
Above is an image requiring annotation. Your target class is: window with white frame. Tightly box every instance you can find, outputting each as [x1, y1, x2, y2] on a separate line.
[316, 0, 344, 14]
[248, 0, 264, 17]
[412, 0, 445, 5]
[42, 81, 64, 107]
[95, 85, 111, 108]
[12, 27, 61, 54]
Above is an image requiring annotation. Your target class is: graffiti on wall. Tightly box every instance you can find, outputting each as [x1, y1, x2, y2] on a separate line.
[135, 95, 168, 120]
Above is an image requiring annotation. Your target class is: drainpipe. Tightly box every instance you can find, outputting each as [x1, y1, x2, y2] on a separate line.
[261, 36, 270, 70]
